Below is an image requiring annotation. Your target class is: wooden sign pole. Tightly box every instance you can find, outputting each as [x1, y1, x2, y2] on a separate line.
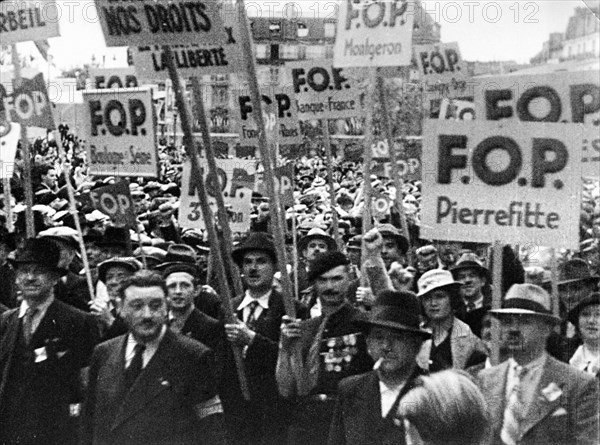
[361, 68, 377, 263]
[163, 46, 250, 400]
[190, 77, 243, 297]
[237, 0, 295, 317]
[322, 120, 343, 250]
[550, 248, 560, 317]
[376, 71, 411, 249]
[11, 44, 34, 238]
[491, 241, 503, 365]
[2, 178, 14, 232]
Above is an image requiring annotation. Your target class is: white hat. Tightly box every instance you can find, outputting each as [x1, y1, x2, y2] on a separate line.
[417, 269, 461, 297]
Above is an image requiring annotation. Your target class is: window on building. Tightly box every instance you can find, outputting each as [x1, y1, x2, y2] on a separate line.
[306, 45, 325, 59]
[281, 45, 299, 59]
[270, 67, 280, 84]
[269, 22, 281, 37]
[255, 44, 268, 59]
[271, 44, 280, 61]
[324, 22, 336, 38]
[297, 22, 309, 38]
[211, 85, 229, 105]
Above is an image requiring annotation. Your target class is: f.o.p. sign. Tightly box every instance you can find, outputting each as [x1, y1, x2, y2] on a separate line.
[333, 0, 415, 68]
[84, 87, 158, 177]
[421, 120, 583, 250]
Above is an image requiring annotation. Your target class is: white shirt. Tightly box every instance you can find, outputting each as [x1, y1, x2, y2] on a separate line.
[570, 345, 600, 375]
[465, 295, 484, 311]
[237, 290, 271, 323]
[19, 297, 55, 336]
[125, 325, 167, 369]
[379, 380, 404, 418]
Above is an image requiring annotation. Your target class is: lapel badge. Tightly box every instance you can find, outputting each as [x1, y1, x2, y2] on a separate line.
[541, 382, 562, 402]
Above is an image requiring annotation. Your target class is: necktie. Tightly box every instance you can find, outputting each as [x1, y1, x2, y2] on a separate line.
[22, 307, 38, 345]
[501, 364, 526, 445]
[125, 343, 146, 389]
[246, 301, 260, 328]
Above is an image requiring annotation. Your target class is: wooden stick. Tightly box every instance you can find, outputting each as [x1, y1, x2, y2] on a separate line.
[361, 68, 377, 263]
[163, 45, 250, 401]
[376, 72, 411, 249]
[2, 177, 14, 232]
[237, 0, 295, 318]
[11, 44, 34, 238]
[322, 120, 342, 251]
[490, 241, 503, 365]
[190, 77, 243, 297]
[291, 205, 299, 299]
[550, 248, 560, 317]
[133, 221, 148, 269]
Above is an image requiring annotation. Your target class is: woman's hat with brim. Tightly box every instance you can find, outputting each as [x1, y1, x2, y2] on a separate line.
[417, 269, 461, 297]
[10, 238, 68, 276]
[357, 290, 431, 338]
[98, 257, 143, 283]
[567, 292, 600, 326]
[298, 227, 337, 252]
[232, 232, 277, 267]
[489, 283, 561, 323]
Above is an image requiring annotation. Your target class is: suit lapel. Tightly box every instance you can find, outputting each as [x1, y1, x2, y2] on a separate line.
[111, 331, 176, 430]
[348, 373, 382, 441]
[0, 311, 20, 401]
[484, 360, 510, 435]
[519, 357, 564, 439]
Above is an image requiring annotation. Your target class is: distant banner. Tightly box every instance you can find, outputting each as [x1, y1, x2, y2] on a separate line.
[414, 42, 467, 82]
[95, 0, 226, 47]
[0, 0, 60, 44]
[88, 67, 139, 90]
[333, 0, 415, 68]
[0, 72, 55, 129]
[89, 180, 137, 227]
[84, 88, 158, 177]
[0, 121, 20, 179]
[371, 138, 422, 181]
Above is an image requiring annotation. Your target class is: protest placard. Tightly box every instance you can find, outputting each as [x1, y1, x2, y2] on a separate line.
[179, 158, 255, 232]
[89, 180, 137, 227]
[414, 42, 466, 82]
[88, 67, 139, 90]
[236, 86, 301, 146]
[255, 162, 294, 206]
[95, 0, 226, 47]
[287, 59, 365, 120]
[421, 120, 583, 249]
[132, 5, 243, 80]
[83, 87, 158, 177]
[0, 0, 60, 44]
[0, 121, 20, 179]
[474, 70, 600, 126]
[582, 128, 600, 178]
[371, 137, 422, 181]
[333, 0, 415, 68]
[0, 72, 55, 129]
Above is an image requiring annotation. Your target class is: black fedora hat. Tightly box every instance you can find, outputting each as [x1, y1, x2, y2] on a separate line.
[232, 232, 277, 267]
[10, 238, 68, 275]
[450, 252, 490, 280]
[558, 259, 599, 288]
[568, 292, 600, 326]
[95, 226, 130, 248]
[358, 290, 431, 338]
[156, 244, 198, 272]
[97, 257, 143, 283]
[162, 262, 200, 279]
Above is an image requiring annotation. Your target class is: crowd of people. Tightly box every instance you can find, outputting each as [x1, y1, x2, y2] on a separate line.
[0, 127, 598, 445]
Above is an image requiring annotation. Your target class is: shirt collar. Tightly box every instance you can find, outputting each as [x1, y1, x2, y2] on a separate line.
[379, 379, 404, 395]
[127, 324, 167, 349]
[237, 290, 271, 311]
[466, 295, 484, 310]
[169, 304, 195, 322]
[19, 296, 55, 319]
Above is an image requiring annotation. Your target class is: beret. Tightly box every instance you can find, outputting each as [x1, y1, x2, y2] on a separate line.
[307, 251, 349, 282]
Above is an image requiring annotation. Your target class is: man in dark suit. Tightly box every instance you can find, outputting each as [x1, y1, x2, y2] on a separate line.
[477, 284, 599, 445]
[0, 238, 99, 445]
[163, 262, 226, 371]
[0, 230, 17, 308]
[223, 232, 307, 445]
[82, 270, 225, 445]
[327, 290, 430, 445]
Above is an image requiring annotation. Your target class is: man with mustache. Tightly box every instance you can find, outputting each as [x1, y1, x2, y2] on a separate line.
[477, 284, 599, 445]
[277, 251, 373, 445]
[223, 232, 307, 445]
[82, 270, 225, 445]
[328, 290, 431, 445]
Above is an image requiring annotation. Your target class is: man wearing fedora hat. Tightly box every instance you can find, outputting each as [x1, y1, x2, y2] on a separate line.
[277, 251, 373, 445]
[328, 290, 430, 445]
[222, 232, 307, 445]
[477, 284, 599, 445]
[0, 230, 18, 308]
[451, 252, 491, 337]
[0, 238, 99, 445]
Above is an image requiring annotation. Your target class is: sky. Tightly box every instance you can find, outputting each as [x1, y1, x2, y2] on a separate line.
[11, 0, 598, 73]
